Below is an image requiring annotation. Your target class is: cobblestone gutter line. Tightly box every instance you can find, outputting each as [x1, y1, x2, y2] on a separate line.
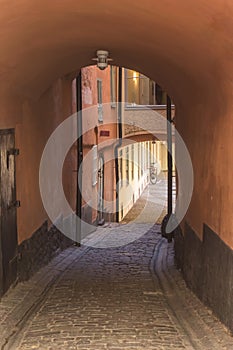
[0, 245, 91, 350]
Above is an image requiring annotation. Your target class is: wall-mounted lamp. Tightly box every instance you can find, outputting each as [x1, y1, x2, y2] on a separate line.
[92, 50, 113, 70]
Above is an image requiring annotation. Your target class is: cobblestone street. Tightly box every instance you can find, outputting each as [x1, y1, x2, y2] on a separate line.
[0, 184, 232, 349]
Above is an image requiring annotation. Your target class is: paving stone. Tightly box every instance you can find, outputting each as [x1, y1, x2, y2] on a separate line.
[0, 185, 233, 349]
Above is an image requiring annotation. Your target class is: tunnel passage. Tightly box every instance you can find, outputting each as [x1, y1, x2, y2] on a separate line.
[0, 0, 232, 331]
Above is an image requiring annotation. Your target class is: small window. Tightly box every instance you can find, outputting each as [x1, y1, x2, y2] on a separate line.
[141, 144, 145, 174]
[131, 144, 134, 180]
[126, 147, 129, 183]
[138, 143, 141, 179]
[110, 66, 117, 105]
[92, 145, 98, 186]
[119, 150, 123, 188]
[155, 84, 167, 105]
[97, 79, 103, 122]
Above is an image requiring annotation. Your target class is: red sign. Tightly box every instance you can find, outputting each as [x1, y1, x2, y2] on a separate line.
[100, 130, 110, 137]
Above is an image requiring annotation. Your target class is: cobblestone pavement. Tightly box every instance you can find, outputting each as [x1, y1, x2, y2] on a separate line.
[0, 186, 232, 349]
[121, 178, 175, 225]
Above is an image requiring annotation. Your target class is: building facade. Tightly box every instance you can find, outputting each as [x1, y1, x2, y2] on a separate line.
[75, 65, 119, 227]
[118, 68, 175, 221]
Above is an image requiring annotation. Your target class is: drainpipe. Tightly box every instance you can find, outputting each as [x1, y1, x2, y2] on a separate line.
[114, 66, 123, 222]
[161, 94, 173, 242]
[167, 95, 173, 218]
[76, 71, 83, 245]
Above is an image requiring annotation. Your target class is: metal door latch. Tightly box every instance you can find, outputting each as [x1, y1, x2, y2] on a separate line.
[8, 200, 21, 209]
[7, 148, 19, 169]
[14, 200, 21, 208]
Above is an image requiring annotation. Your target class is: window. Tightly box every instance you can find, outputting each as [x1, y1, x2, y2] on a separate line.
[146, 142, 150, 169]
[141, 144, 145, 174]
[92, 145, 98, 186]
[125, 69, 167, 106]
[119, 150, 123, 187]
[138, 143, 141, 179]
[126, 147, 129, 183]
[131, 144, 134, 180]
[97, 79, 103, 122]
[155, 84, 167, 105]
[110, 66, 117, 105]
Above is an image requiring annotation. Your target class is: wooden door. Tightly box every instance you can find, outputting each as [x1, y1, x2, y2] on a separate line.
[0, 129, 18, 294]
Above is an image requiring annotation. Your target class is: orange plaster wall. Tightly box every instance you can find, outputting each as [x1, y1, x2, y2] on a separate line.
[80, 66, 118, 222]
[176, 86, 233, 247]
[0, 0, 232, 247]
[0, 78, 74, 244]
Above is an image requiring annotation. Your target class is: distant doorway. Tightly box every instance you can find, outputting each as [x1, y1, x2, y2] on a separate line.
[97, 155, 104, 225]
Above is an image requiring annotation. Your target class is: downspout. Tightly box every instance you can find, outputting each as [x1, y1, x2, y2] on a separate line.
[167, 95, 173, 219]
[76, 71, 83, 245]
[161, 94, 173, 242]
[114, 66, 123, 222]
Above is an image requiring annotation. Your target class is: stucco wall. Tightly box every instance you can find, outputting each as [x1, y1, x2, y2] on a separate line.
[0, 0, 232, 248]
[0, 78, 75, 244]
[80, 66, 118, 224]
[176, 87, 233, 248]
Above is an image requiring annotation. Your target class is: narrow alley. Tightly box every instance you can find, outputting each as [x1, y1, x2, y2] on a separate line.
[0, 184, 232, 350]
[1, 2, 233, 348]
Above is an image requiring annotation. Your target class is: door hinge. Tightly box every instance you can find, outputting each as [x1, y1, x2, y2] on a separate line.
[14, 200, 21, 208]
[8, 148, 20, 156]
[7, 148, 19, 169]
[8, 200, 21, 209]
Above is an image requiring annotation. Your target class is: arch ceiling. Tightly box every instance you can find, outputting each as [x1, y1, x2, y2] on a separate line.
[0, 0, 232, 106]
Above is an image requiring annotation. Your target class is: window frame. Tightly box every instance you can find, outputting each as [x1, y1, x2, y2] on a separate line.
[97, 78, 103, 122]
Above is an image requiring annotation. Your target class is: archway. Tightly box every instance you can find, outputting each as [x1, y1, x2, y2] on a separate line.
[0, 0, 232, 330]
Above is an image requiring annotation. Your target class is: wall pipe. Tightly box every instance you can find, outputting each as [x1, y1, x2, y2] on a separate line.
[167, 95, 173, 217]
[114, 66, 123, 222]
[76, 71, 83, 245]
[161, 94, 173, 242]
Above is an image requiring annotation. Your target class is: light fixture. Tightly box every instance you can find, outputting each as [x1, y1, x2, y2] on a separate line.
[92, 50, 113, 70]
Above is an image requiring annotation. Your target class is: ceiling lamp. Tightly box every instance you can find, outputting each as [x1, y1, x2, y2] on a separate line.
[92, 50, 113, 70]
